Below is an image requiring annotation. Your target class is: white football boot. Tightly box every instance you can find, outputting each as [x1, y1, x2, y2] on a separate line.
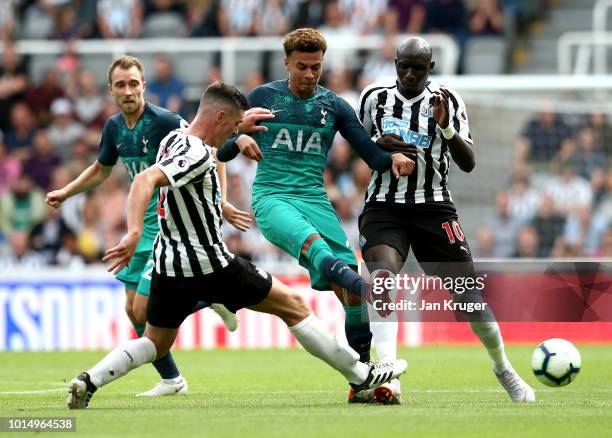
[136, 376, 188, 397]
[495, 367, 536, 403]
[351, 359, 407, 393]
[210, 303, 239, 332]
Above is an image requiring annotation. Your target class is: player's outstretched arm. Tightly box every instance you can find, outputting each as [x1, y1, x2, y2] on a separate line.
[433, 87, 475, 173]
[45, 161, 113, 208]
[103, 166, 169, 274]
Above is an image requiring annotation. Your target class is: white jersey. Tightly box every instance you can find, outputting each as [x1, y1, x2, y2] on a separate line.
[154, 130, 233, 277]
[358, 79, 472, 205]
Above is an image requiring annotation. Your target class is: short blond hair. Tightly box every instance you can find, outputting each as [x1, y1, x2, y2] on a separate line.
[107, 55, 145, 84]
[283, 28, 327, 57]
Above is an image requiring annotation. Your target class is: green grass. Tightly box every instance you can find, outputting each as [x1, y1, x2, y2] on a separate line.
[0, 345, 611, 437]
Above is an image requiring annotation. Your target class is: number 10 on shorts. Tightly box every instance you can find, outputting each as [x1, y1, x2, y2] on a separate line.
[441, 221, 465, 244]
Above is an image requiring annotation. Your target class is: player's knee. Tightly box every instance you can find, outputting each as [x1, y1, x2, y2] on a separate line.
[300, 233, 321, 256]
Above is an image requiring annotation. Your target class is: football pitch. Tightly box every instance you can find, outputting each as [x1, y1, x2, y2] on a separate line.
[0, 345, 610, 437]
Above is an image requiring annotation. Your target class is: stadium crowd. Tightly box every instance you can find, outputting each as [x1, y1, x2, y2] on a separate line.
[2, 0, 609, 268]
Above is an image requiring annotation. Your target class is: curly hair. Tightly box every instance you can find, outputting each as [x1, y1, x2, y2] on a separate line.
[283, 28, 327, 57]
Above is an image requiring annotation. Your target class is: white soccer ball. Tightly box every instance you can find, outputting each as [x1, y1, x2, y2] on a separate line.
[531, 338, 581, 387]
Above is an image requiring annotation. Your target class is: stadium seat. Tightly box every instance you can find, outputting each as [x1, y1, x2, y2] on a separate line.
[464, 37, 507, 75]
[141, 13, 187, 38]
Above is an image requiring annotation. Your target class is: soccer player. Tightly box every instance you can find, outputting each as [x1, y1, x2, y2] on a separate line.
[66, 81, 407, 409]
[46, 56, 248, 397]
[216, 28, 415, 403]
[357, 37, 535, 403]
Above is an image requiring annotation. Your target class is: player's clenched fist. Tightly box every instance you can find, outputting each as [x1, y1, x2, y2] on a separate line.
[390, 153, 416, 178]
[45, 189, 68, 209]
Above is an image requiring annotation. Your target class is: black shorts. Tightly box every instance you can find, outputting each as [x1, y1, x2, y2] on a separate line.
[148, 256, 273, 329]
[359, 201, 473, 267]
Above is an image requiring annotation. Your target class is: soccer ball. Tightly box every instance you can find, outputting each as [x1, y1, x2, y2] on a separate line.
[531, 338, 581, 387]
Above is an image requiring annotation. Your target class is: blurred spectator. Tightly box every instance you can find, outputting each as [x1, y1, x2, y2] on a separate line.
[142, 0, 187, 37]
[530, 194, 565, 257]
[64, 137, 95, 176]
[319, 1, 356, 72]
[75, 195, 105, 263]
[243, 71, 265, 93]
[506, 165, 540, 225]
[334, 195, 359, 251]
[48, 98, 86, 159]
[325, 69, 359, 109]
[515, 103, 573, 163]
[72, 69, 105, 127]
[424, 0, 468, 70]
[97, 0, 143, 39]
[292, 0, 331, 29]
[484, 191, 520, 257]
[23, 129, 62, 191]
[95, 172, 128, 246]
[147, 54, 186, 114]
[0, 41, 29, 132]
[0, 174, 46, 236]
[0, 231, 46, 269]
[74, 0, 98, 39]
[588, 112, 612, 162]
[586, 170, 612, 254]
[350, 159, 372, 204]
[18, 0, 56, 39]
[469, 0, 504, 35]
[0, 134, 22, 197]
[4, 102, 36, 159]
[513, 225, 539, 258]
[338, 0, 388, 35]
[29, 204, 75, 264]
[253, 0, 289, 36]
[55, 40, 81, 78]
[358, 37, 397, 88]
[387, 0, 426, 34]
[53, 4, 79, 40]
[0, 0, 17, 40]
[544, 165, 592, 215]
[564, 127, 605, 183]
[218, 0, 256, 36]
[327, 136, 355, 195]
[48, 166, 86, 234]
[187, 0, 221, 37]
[596, 227, 612, 257]
[471, 226, 495, 258]
[24, 69, 64, 124]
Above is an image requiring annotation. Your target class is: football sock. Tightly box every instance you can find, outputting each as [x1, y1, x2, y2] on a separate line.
[306, 239, 367, 298]
[87, 337, 157, 388]
[369, 269, 398, 360]
[469, 321, 510, 373]
[289, 314, 370, 385]
[152, 352, 181, 380]
[134, 323, 146, 338]
[371, 321, 398, 361]
[343, 304, 372, 363]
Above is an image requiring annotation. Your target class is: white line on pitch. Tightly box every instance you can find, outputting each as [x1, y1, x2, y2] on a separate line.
[0, 388, 66, 395]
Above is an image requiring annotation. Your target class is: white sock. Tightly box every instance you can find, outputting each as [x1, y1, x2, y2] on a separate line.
[370, 269, 399, 361]
[289, 314, 370, 384]
[370, 321, 398, 360]
[87, 337, 157, 388]
[469, 321, 510, 373]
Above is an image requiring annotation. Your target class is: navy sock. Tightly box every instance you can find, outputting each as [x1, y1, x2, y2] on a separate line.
[305, 239, 368, 298]
[344, 304, 372, 363]
[152, 351, 180, 380]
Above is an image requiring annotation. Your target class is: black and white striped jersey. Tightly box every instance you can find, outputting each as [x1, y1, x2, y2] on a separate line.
[358, 79, 472, 205]
[153, 130, 233, 277]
